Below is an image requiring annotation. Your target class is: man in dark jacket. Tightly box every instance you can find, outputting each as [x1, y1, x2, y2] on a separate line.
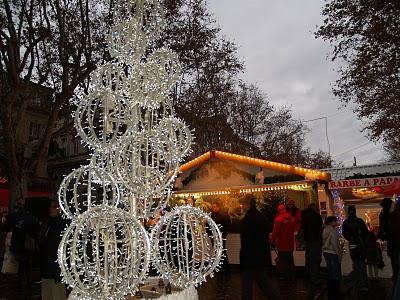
[240, 195, 281, 300]
[211, 202, 231, 268]
[5, 205, 41, 287]
[342, 205, 369, 291]
[301, 203, 323, 288]
[40, 200, 68, 300]
[387, 201, 400, 284]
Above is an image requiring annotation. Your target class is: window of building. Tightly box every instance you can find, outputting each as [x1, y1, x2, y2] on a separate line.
[73, 140, 80, 155]
[29, 122, 41, 140]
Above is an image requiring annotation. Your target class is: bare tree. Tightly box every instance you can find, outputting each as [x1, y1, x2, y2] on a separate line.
[229, 83, 273, 146]
[0, 0, 109, 208]
[316, 0, 400, 155]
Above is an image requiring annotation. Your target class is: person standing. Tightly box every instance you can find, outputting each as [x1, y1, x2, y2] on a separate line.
[387, 201, 400, 286]
[322, 216, 343, 299]
[365, 231, 384, 284]
[377, 198, 392, 241]
[377, 198, 397, 281]
[287, 199, 301, 233]
[40, 200, 69, 300]
[211, 202, 230, 268]
[342, 205, 369, 291]
[5, 205, 40, 287]
[240, 195, 281, 300]
[0, 213, 6, 271]
[301, 203, 323, 288]
[270, 204, 295, 281]
[393, 258, 400, 300]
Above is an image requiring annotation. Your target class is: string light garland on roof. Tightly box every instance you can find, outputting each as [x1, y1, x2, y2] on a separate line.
[57, 0, 223, 298]
[173, 182, 312, 197]
[179, 150, 331, 181]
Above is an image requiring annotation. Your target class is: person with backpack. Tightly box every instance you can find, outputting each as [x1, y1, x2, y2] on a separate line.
[4, 205, 40, 287]
[342, 205, 369, 292]
[40, 200, 69, 300]
[322, 216, 343, 299]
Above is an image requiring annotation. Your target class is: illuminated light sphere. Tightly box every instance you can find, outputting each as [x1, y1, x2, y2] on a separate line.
[128, 49, 182, 109]
[150, 206, 223, 288]
[107, 18, 152, 63]
[112, 0, 164, 36]
[128, 100, 175, 133]
[107, 0, 164, 63]
[90, 150, 124, 182]
[90, 62, 130, 97]
[58, 165, 120, 219]
[157, 116, 193, 161]
[58, 205, 150, 300]
[116, 131, 179, 197]
[74, 88, 133, 152]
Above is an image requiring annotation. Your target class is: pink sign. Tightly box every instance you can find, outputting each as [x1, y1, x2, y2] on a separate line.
[329, 176, 400, 189]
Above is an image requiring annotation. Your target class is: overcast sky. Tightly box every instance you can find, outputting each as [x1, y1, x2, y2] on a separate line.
[208, 0, 386, 167]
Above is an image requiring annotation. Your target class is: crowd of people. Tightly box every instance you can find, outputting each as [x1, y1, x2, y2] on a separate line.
[239, 195, 400, 300]
[0, 196, 399, 300]
[0, 200, 68, 300]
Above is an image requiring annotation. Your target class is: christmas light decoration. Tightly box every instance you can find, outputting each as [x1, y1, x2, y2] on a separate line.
[179, 150, 331, 181]
[58, 205, 150, 299]
[57, 0, 222, 298]
[332, 189, 346, 235]
[58, 165, 120, 219]
[150, 206, 223, 288]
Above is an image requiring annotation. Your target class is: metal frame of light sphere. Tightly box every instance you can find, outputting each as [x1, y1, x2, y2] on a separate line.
[58, 205, 150, 300]
[57, 0, 223, 297]
[58, 165, 120, 219]
[150, 206, 224, 289]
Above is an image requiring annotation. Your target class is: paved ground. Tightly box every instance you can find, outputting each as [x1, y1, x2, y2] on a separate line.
[0, 273, 41, 300]
[0, 267, 395, 299]
[198, 266, 395, 300]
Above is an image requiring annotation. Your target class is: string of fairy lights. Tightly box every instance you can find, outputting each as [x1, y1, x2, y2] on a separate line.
[57, 1, 223, 299]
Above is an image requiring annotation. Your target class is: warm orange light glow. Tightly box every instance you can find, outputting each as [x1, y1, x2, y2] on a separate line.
[173, 181, 313, 197]
[178, 150, 331, 181]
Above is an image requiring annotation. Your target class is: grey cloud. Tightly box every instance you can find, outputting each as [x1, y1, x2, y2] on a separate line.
[208, 0, 385, 166]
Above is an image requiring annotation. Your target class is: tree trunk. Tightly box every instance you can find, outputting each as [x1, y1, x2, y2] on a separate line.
[8, 170, 27, 210]
[34, 155, 49, 178]
[0, 93, 26, 211]
[31, 94, 65, 178]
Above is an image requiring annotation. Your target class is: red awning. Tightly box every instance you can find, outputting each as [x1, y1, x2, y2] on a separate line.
[384, 180, 400, 195]
[0, 188, 53, 207]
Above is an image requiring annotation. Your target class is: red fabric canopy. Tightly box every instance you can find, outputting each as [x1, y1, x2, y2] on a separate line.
[0, 188, 53, 207]
[384, 180, 400, 195]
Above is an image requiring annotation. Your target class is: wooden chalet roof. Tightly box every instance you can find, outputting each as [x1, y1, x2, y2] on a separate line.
[179, 150, 331, 181]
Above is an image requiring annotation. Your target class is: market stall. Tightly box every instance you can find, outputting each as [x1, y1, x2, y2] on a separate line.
[324, 163, 400, 231]
[172, 150, 332, 263]
[323, 162, 400, 278]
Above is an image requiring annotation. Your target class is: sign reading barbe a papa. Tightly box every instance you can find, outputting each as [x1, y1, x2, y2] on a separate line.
[329, 176, 400, 189]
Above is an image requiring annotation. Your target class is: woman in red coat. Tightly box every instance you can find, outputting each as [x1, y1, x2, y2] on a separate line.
[287, 199, 302, 233]
[270, 204, 296, 280]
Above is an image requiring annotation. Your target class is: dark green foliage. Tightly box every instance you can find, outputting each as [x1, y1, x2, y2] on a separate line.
[316, 0, 400, 158]
[258, 191, 285, 224]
